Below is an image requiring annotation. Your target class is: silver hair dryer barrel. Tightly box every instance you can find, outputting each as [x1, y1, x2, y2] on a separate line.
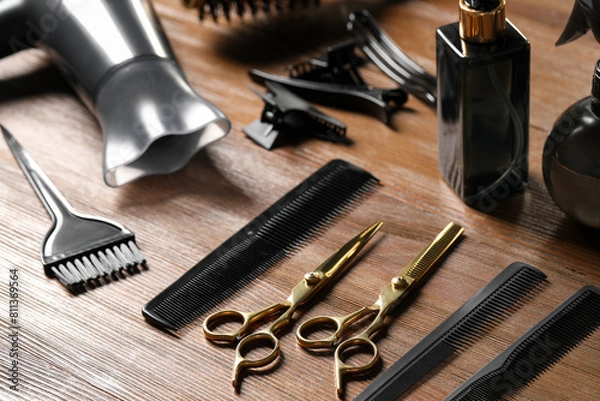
[0, 0, 231, 186]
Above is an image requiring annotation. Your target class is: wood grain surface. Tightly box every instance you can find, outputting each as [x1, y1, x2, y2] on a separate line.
[0, 0, 598, 400]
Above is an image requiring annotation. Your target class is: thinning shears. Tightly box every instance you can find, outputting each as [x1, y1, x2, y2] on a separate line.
[295, 222, 464, 397]
[202, 221, 383, 388]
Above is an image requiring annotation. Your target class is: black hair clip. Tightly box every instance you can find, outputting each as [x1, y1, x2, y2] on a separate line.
[243, 81, 350, 150]
[249, 70, 407, 125]
[288, 40, 368, 85]
[249, 40, 408, 125]
[347, 9, 437, 108]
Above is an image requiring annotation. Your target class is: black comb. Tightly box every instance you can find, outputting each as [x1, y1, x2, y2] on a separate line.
[443, 285, 600, 401]
[183, 0, 319, 21]
[354, 262, 547, 401]
[143, 159, 379, 331]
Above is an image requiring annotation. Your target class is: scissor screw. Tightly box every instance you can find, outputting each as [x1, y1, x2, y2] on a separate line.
[391, 276, 408, 289]
[304, 271, 323, 284]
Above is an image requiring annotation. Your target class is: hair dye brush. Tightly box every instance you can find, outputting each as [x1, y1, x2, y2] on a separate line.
[183, 0, 319, 21]
[0, 0, 230, 187]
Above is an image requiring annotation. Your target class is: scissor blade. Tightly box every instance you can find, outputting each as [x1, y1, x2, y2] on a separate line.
[399, 222, 464, 282]
[316, 221, 383, 278]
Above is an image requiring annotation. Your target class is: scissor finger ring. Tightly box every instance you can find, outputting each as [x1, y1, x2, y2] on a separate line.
[336, 336, 380, 372]
[203, 310, 250, 342]
[334, 336, 380, 396]
[233, 331, 281, 387]
[297, 316, 343, 348]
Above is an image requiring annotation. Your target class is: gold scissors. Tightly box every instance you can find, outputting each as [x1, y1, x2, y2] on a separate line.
[202, 221, 383, 388]
[295, 222, 464, 397]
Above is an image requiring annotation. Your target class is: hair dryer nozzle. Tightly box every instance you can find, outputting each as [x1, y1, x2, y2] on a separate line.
[0, 0, 231, 186]
[96, 59, 230, 187]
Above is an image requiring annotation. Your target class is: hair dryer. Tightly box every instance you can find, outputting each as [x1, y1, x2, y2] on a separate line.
[0, 0, 231, 187]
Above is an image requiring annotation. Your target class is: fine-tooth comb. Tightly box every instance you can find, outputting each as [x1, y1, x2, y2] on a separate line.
[2, 126, 146, 293]
[182, 0, 318, 21]
[143, 159, 379, 331]
[443, 285, 600, 401]
[354, 262, 547, 401]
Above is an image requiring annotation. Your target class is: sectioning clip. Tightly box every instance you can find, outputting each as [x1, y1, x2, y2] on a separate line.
[288, 40, 368, 86]
[250, 40, 408, 125]
[249, 69, 407, 124]
[243, 81, 350, 150]
[348, 9, 437, 108]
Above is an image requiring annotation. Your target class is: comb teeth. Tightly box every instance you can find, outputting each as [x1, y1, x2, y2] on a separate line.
[443, 266, 547, 349]
[49, 239, 146, 293]
[184, 0, 318, 21]
[444, 286, 600, 401]
[143, 160, 378, 331]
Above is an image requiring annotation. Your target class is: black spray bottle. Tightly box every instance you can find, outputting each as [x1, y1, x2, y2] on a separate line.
[436, 0, 530, 211]
[542, 0, 600, 229]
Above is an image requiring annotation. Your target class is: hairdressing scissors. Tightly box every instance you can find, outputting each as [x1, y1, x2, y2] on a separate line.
[202, 221, 383, 388]
[296, 222, 464, 397]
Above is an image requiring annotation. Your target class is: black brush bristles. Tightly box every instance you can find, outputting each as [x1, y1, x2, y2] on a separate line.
[142, 159, 378, 331]
[443, 286, 600, 401]
[355, 262, 547, 401]
[183, 0, 319, 21]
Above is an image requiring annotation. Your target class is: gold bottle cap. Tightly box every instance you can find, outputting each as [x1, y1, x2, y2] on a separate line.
[459, 0, 506, 44]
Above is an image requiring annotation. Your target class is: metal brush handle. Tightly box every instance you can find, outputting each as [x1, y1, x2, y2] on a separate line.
[2, 126, 75, 219]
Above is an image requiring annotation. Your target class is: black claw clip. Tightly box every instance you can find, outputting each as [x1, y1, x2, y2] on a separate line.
[243, 81, 350, 150]
[288, 40, 368, 85]
[249, 41, 408, 125]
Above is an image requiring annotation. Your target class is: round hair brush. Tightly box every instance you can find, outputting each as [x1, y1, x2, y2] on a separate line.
[183, 0, 320, 21]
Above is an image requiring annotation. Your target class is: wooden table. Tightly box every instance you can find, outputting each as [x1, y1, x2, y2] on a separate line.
[0, 1, 598, 400]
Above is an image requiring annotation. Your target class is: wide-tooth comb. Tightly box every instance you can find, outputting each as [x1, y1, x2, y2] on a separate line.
[443, 286, 600, 401]
[347, 10, 438, 108]
[355, 262, 547, 401]
[2, 126, 146, 293]
[183, 0, 318, 21]
[143, 159, 378, 331]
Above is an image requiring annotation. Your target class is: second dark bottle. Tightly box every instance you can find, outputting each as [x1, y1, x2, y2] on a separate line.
[436, 0, 530, 211]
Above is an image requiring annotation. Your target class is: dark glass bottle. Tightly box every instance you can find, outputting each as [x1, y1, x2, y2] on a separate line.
[542, 61, 600, 229]
[436, 0, 530, 211]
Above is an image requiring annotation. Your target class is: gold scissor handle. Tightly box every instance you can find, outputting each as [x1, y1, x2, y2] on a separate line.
[296, 307, 373, 349]
[334, 334, 380, 397]
[207, 221, 384, 389]
[232, 330, 280, 388]
[203, 302, 288, 343]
